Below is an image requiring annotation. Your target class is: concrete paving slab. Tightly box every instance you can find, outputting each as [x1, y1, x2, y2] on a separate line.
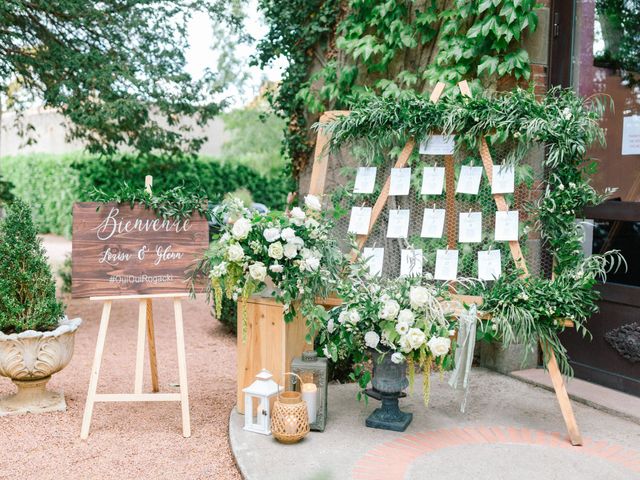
[230, 368, 640, 480]
[512, 368, 640, 424]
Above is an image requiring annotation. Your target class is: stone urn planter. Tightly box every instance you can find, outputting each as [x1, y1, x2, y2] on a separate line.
[0, 317, 82, 415]
[365, 349, 413, 432]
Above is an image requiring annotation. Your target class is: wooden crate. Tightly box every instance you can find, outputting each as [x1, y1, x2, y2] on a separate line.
[236, 296, 308, 414]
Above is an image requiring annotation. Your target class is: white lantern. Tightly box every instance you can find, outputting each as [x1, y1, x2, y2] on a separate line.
[243, 369, 282, 435]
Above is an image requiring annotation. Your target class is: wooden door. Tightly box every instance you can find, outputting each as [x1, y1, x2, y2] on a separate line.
[551, 0, 640, 395]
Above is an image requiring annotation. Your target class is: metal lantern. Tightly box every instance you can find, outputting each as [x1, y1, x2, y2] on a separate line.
[290, 350, 328, 431]
[242, 369, 281, 435]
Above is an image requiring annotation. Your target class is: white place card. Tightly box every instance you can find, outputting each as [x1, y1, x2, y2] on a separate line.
[389, 168, 412, 196]
[419, 135, 455, 155]
[420, 208, 445, 238]
[456, 166, 483, 195]
[434, 249, 458, 281]
[421, 166, 445, 195]
[458, 212, 482, 243]
[386, 209, 411, 238]
[478, 250, 502, 281]
[495, 210, 519, 241]
[353, 167, 377, 194]
[400, 249, 423, 277]
[363, 247, 384, 277]
[491, 164, 515, 194]
[622, 115, 640, 155]
[348, 206, 372, 235]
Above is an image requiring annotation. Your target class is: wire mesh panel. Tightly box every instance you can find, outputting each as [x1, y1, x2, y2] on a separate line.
[323, 138, 550, 289]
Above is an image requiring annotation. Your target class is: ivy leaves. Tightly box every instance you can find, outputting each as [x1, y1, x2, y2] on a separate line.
[428, 0, 540, 84]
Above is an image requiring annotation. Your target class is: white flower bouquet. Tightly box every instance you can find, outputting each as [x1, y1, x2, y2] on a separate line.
[319, 266, 459, 405]
[192, 196, 345, 335]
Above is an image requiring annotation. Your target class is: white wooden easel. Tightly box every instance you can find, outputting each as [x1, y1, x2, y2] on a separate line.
[80, 176, 191, 439]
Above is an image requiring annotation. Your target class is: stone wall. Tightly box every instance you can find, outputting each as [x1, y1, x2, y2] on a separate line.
[0, 108, 229, 158]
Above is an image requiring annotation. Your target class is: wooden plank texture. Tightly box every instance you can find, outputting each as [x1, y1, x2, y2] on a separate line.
[236, 297, 308, 414]
[72, 202, 209, 298]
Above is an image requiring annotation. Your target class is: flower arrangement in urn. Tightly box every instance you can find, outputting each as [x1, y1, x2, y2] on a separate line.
[318, 263, 460, 407]
[192, 195, 344, 336]
[0, 200, 81, 415]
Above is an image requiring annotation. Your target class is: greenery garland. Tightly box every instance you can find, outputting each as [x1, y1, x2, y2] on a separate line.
[88, 182, 209, 221]
[317, 86, 623, 375]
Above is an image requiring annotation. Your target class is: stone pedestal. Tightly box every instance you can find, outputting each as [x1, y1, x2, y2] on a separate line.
[0, 376, 66, 416]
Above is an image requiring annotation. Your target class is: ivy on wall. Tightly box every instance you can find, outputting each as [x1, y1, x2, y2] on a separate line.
[256, 0, 541, 177]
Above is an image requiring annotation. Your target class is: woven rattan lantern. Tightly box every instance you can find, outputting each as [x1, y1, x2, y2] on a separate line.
[271, 373, 310, 444]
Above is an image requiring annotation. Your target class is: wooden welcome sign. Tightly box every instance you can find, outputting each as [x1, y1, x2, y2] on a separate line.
[77, 179, 209, 440]
[72, 202, 209, 298]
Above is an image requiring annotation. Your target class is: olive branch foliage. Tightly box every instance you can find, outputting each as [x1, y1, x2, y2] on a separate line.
[87, 182, 210, 221]
[316, 86, 625, 376]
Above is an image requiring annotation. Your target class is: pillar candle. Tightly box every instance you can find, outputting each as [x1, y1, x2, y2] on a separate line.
[301, 383, 317, 424]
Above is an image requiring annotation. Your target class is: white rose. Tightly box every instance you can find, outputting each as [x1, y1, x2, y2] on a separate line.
[409, 286, 430, 309]
[327, 318, 335, 334]
[269, 263, 284, 273]
[406, 328, 426, 350]
[263, 227, 281, 243]
[399, 335, 412, 353]
[248, 262, 267, 282]
[231, 217, 252, 240]
[427, 336, 451, 357]
[304, 194, 322, 211]
[291, 236, 305, 248]
[268, 241, 284, 260]
[210, 262, 228, 278]
[290, 207, 306, 226]
[281, 227, 296, 242]
[380, 299, 400, 320]
[364, 331, 380, 349]
[283, 242, 298, 259]
[348, 309, 361, 324]
[391, 352, 405, 364]
[338, 310, 349, 324]
[397, 309, 415, 326]
[305, 218, 320, 230]
[303, 256, 320, 271]
[395, 321, 410, 336]
[227, 244, 244, 262]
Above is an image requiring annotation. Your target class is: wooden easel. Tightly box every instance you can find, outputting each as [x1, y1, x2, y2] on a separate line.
[309, 81, 583, 446]
[80, 176, 191, 439]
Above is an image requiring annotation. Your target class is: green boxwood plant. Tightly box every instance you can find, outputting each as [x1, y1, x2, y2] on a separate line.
[0, 200, 64, 334]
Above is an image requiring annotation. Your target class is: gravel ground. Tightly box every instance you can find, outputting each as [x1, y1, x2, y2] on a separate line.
[0, 296, 241, 480]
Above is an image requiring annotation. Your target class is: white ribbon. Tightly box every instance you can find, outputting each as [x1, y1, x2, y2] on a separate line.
[448, 304, 477, 413]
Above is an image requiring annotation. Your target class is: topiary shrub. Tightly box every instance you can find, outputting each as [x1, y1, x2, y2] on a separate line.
[0, 200, 64, 334]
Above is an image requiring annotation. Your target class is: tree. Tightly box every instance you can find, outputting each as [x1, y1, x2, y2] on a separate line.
[0, 199, 63, 333]
[0, 0, 243, 156]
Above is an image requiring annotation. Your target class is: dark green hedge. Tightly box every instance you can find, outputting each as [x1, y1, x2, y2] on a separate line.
[2, 153, 292, 237]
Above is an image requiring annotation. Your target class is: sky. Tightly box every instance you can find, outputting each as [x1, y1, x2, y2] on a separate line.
[184, 1, 286, 109]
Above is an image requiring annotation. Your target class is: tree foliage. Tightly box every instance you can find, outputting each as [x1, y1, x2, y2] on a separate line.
[0, 0, 242, 155]
[0, 200, 64, 334]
